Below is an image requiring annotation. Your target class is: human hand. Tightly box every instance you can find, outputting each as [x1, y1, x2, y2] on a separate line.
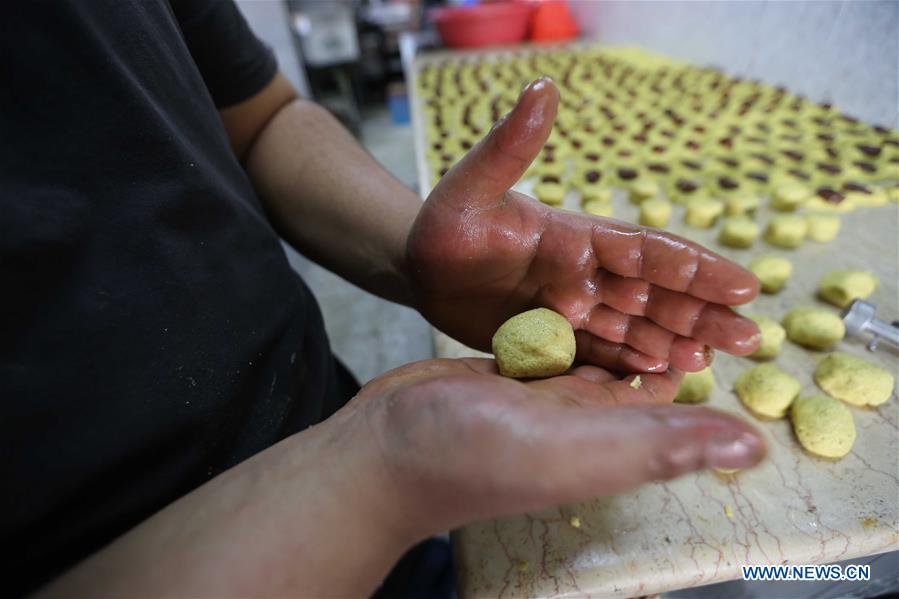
[348, 358, 765, 544]
[407, 78, 761, 373]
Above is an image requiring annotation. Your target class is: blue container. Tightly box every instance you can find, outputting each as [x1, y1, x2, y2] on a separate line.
[388, 88, 410, 125]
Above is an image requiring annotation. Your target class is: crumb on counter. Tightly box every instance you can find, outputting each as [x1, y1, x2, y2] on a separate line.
[568, 516, 582, 529]
[630, 375, 642, 389]
[515, 560, 529, 573]
[724, 505, 734, 519]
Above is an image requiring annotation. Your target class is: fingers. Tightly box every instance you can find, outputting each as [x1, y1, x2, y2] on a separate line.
[516, 403, 767, 504]
[582, 304, 712, 371]
[590, 222, 759, 306]
[596, 270, 762, 356]
[574, 330, 668, 373]
[439, 77, 559, 209]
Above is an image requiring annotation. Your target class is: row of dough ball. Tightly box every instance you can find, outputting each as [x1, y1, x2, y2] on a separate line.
[677, 353, 894, 459]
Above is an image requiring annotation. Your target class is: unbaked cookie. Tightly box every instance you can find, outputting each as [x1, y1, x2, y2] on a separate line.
[674, 368, 714, 403]
[782, 306, 845, 350]
[817, 269, 879, 308]
[814, 352, 894, 407]
[492, 308, 576, 378]
[764, 214, 807, 249]
[791, 395, 856, 458]
[748, 254, 792, 293]
[735, 363, 800, 418]
[747, 314, 786, 359]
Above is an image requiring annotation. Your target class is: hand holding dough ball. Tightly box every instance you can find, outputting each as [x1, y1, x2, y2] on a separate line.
[817, 269, 878, 308]
[583, 199, 614, 218]
[782, 306, 845, 350]
[791, 395, 856, 459]
[638, 198, 672, 227]
[764, 214, 807, 249]
[804, 213, 841, 242]
[674, 368, 714, 403]
[492, 308, 575, 378]
[770, 183, 811, 211]
[748, 254, 792, 293]
[747, 314, 786, 359]
[718, 216, 759, 248]
[814, 352, 894, 407]
[735, 363, 800, 419]
[684, 197, 724, 228]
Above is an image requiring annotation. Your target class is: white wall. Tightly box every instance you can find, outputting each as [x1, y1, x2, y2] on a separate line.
[569, 0, 898, 127]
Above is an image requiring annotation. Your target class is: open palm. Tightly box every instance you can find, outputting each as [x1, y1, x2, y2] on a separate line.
[407, 78, 761, 373]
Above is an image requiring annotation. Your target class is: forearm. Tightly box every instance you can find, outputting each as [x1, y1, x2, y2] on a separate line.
[245, 99, 422, 305]
[39, 408, 412, 598]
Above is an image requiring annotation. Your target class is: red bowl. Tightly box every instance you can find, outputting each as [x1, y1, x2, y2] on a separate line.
[429, 2, 533, 49]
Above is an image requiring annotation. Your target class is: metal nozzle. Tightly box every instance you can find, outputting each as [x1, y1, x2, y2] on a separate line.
[841, 299, 899, 351]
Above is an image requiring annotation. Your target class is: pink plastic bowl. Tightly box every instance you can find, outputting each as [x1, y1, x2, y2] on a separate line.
[429, 2, 533, 49]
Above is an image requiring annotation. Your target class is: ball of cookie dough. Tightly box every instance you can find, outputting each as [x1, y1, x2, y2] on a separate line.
[804, 213, 841, 242]
[629, 178, 660, 203]
[583, 199, 614, 218]
[724, 194, 760, 216]
[782, 306, 845, 350]
[639, 198, 672, 228]
[814, 352, 895, 407]
[734, 363, 800, 418]
[684, 197, 724, 228]
[764, 214, 807, 249]
[534, 180, 566, 206]
[718, 216, 759, 248]
[581, 185, 613, 203]
[492, 308, 576, 378]
[747, 314, 786, 359]
[770, 183, 811, 211]
[791, 395, 856, 459]
[817, 269, 879, 308]
[674, 368, 714, 404]
[748, 254, 793, 293]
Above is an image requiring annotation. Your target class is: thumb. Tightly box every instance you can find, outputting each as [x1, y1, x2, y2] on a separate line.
[438, 77, 559, 208]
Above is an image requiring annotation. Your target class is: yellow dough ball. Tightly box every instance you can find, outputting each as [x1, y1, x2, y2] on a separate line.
[581, 186, 613, 203]
[638, 198, 672, 228]
[718, 216, 760, 248]
[817, 269, 879, 308]
[724, 194, 760, 217]
[791, 395, 856, 459]
[804, 213, 841, 242]
[764, 214, 808, 249]
[748, 254, 793, 293]
[492, 308, 576, 378]
[534, 180, 567, 206]
[674, 368, 714, 404]
[684, 197, 724, 228]
[629, 178, 660, 203]
[583, 199, 614, 218]
[814, 352, 895, 407]
[782, 306, 845, 350]
[747, 314, 786, 359]
[770, 183, 811, 211]
[735, 363, 800, 419]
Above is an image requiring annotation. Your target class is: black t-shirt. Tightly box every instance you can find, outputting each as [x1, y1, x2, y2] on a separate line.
[1, 1, 350, 593]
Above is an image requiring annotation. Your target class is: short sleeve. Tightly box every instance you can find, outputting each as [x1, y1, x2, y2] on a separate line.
[170, 0, 278, 108]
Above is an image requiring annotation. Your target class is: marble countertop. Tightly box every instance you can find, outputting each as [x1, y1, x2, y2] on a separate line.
[409, 48, 898, 598]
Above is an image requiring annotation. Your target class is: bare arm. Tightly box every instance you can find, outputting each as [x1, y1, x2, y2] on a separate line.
[38, 407, 412, 598]
[232, 72, 421, 306]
